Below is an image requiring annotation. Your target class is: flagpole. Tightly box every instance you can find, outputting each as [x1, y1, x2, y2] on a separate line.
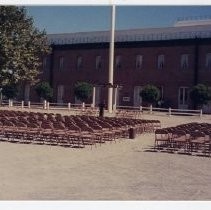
[108, 4, 115, 114]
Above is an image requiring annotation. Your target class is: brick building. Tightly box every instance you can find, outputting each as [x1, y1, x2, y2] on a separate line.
[23, 19, 211, 112]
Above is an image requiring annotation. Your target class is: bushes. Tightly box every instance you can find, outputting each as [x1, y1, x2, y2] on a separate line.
[35, 82, 53, 101]
[74, 82, 92, 102]
[190, 84, 211, 108]
[140, 85, 160, 105]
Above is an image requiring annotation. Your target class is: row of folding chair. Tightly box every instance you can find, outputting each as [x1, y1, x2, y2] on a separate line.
[0, 125, 85, 148]
[0, 110, 161, 148]
[115, 110, 142, 119]
[154, 122, 211, 156]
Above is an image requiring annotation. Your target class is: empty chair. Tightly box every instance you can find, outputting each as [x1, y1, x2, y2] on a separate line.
[154, 129, 170, 149]
[171, 130, 188, 152]
[39, 123, 55, 145]
[189, 131, 206, 154]
[26, 123, 42, 145]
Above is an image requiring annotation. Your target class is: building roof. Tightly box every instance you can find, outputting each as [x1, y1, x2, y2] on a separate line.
[174, 16, 211, 27]
[47, 21, 211, 45]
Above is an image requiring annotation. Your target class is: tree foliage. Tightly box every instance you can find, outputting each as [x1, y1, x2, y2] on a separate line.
[140, 84, 160, 105]
[74, 82, 92, 102]
[35, 82, 53, 100]
[0, 6, 50, 86]
[190, 84, 211, 107]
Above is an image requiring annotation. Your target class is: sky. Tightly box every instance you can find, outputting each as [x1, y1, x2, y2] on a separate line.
[26, 6, 211, 34]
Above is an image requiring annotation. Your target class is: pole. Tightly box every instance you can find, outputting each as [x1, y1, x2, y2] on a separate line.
[168, 107, 172, 117]
[113, 86, 117, 111]
[47, 102, 50, 110]
[28, 101, 31, 109]
[43, 100, 47, 110]
[0, 88, 2, 106]
[68, 102, 71, 111]
[108, 4, 115, 114]
[200, 109, 202, 118]
[92, 86, 96, 108]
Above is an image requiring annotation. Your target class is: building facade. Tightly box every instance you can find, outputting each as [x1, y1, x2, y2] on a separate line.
[23, 19, 211, 111]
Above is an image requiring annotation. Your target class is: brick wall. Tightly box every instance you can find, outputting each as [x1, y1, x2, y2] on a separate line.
[26, 38, 211, 109]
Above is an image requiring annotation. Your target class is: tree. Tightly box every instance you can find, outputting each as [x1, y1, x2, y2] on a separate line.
[2, 84, 18, 99]
[0, 6, 50, 87]
[140, 84, 160, 105]
[74, 82, 92, 102]
[35, 82, 53, 101]
[190, 84, 211, 108]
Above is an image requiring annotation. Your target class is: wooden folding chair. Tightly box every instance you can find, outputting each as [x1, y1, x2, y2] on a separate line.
[171, 130, 189, 152]
[189, 131, 206, 154]
[154, 129, 170, 150]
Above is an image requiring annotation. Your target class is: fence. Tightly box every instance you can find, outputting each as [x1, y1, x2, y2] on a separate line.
[0, 100, 203, 118]
[0, 100, 98, 115]
[116, 105, 202, 117]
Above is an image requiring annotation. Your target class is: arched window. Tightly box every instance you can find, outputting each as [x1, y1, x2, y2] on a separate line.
[136, 55, 143, 69]
[77, 56, 83, 69]
[96, 55, 102, 69]
[59, 57, 64, 70]
[157, 54, 164, 69]
[205, 53, 211, 69]
[42, 57, 48, 70]
[115, 55, 122, 68]
[181, 54, 189, 69]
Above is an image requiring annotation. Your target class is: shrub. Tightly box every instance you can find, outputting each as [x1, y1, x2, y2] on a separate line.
[190, 84, 211, 108]
[74, 82, 92, 102]
[140, 85, 160, 105]
[35, 82, 53, 101]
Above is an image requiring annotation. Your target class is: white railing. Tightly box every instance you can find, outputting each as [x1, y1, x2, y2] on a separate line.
[0, 100, 95, 113]
[116, 105, 202, 117]
[0, 100, 203, 117]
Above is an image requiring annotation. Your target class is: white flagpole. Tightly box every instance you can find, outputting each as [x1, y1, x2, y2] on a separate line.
[108, 4, 115, 114]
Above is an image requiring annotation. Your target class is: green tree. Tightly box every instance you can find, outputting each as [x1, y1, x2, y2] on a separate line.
[190, 84, 211, 108]
[0, 6, 50, 86]
[2, 84, 18, 99]
[74, 82, 92, 102]
[35, 82, 53, 101]
[140, 84, 160, 105]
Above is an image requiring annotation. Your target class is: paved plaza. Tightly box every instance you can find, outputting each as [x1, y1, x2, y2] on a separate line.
[0, 111, 210, 200]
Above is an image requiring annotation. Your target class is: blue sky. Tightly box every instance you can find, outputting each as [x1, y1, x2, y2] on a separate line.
[26, 6, 211, 34]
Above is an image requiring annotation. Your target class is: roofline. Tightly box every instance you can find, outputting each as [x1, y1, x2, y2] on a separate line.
[47, 24, 211, 45]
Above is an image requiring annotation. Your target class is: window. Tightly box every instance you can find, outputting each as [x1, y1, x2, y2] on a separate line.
[115, 55, 122, 68]
[57, 85, 64, 103]
[77, 56, 82, 69]
[157, 54, 164, 69]
[59, 57, 64, 70]
[205, 53, 211, 69]
[42, 57, 47, 70]
[157, 86, 164, 100]
[24, 84, 30, 102]
[136, 55, 143, 69]
[95, 55, 102, 69]
[179, 87, 189, 106]
[181, 54, 189, 69]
